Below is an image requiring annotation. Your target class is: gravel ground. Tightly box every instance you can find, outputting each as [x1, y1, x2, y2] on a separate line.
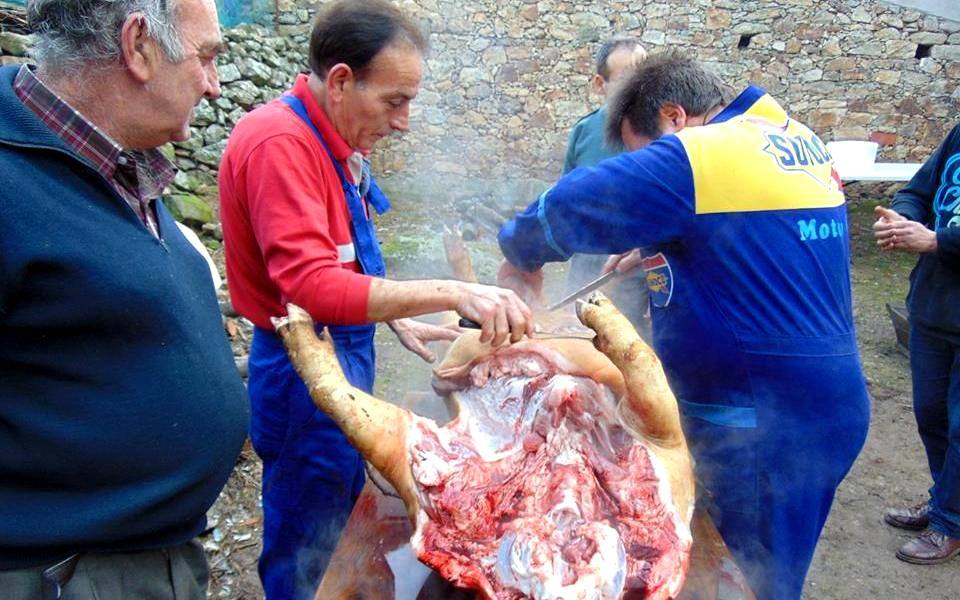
[804, 198, 960, 599]
[203, 192, 960, 599]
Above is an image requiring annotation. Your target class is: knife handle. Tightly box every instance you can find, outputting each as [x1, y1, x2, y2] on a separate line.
[459, 318, 482, 329]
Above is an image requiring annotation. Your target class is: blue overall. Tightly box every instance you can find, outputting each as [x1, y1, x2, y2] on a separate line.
[249, 95, 389, 600]
[499, 87, 870, 599]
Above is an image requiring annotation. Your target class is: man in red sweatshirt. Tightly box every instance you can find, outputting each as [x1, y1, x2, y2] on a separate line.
[219, 2, 532, 598]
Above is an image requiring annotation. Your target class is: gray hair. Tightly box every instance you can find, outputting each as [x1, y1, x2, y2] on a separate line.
[27, 0, 186, 74]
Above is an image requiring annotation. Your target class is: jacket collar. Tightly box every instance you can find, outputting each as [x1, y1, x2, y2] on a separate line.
[711, 85, 789, 127]
[0, 65, 75, 154]
[290, 73, 354, 162]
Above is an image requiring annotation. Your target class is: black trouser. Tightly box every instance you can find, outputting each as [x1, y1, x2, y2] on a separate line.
[0, 540, 208, 600]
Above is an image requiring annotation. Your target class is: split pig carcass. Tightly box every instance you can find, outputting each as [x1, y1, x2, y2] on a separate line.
[274, 292, 695, 600]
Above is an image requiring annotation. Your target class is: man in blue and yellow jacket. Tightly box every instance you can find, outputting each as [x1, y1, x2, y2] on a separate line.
[498, 51, 870, 599]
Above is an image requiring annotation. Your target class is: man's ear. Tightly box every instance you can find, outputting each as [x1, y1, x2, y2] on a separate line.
[658, 103, 688, 132]
[325, 63, 354, 103]
[120, 13, 158, 83]
[591, 73, 606, 97]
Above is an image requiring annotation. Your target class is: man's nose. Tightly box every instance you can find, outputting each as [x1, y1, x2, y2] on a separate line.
[390, 105, 410, 132]
[205, 62, 221, 100]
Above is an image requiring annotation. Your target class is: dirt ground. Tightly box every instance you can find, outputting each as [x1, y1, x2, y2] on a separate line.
[204, 189, 960, 599]
[804, 196, 960, 600]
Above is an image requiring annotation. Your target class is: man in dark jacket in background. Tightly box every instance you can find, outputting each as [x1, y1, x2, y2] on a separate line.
[875, 123, 960, 564]
[0, 0, 248, 598]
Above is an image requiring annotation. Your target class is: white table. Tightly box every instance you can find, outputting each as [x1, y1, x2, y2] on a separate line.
[836, 162, 923, 182]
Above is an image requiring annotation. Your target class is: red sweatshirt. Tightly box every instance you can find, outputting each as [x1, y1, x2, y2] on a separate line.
[219, 74, 373, 330]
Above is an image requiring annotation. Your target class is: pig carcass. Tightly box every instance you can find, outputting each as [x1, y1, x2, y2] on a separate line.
[274, 293, 694, 599]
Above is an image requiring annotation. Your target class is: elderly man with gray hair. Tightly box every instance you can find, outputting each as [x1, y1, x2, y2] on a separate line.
[0, 1, 248, 599]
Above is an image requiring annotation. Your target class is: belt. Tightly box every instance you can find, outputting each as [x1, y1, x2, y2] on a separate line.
[40, 554, 79, 600]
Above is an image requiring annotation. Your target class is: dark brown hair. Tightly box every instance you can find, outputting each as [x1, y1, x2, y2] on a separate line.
[606, 50, 731, 145]
[308, 0, 428, 80]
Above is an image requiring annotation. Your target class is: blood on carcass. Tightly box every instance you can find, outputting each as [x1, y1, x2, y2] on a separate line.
[408, 346, 691, 600]
[274, 294, 695, 600]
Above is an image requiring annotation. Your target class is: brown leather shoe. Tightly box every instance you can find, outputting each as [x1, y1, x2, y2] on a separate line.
[896, 528, 960, 565]
[884, 502, 931, 531]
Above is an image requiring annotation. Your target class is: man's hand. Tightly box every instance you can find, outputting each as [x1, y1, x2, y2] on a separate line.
[602, 249, 643, 275]
[366, 278, 532, 340]
[388, 318, 461, 363]
[496, 260, 544, 306]
[873, 205, 937, 254]
[456, 279, 534, 347]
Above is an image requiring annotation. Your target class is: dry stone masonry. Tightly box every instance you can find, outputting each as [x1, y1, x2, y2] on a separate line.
[1, 0, 959, 211]
[249, 0, 960, 203]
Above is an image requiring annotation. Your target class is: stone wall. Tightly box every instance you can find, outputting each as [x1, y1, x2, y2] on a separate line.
[163, 24, 310, 223]
[391, 1, 958, 188]
[0, 2, 30, 65]
[2, 0, 959, 207]
[261, 0, 960, 200]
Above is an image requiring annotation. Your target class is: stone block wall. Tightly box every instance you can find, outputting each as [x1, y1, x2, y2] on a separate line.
[2, 0, 959, 203]
[264, 0, 960, 198]
[167, 24, 309, 198]
[401, 1, 958, 183]
[0, 2, 31, 66]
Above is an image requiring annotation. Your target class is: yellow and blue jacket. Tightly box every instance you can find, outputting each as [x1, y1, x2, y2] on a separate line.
[500, 86, 859, 424]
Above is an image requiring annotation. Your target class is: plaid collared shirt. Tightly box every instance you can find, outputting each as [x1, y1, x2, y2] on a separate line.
[13, 65, 176, 238]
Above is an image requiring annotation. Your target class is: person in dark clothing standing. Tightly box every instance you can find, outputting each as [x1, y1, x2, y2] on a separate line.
[0, 1, 249, 598]
[875, 123, 960, 564]
[562, 36, 646, 174]
[562, 35, 650, 338]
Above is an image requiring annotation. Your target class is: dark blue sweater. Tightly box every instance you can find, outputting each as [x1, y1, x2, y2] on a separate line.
[0, 65, 249, 569]
[892, 123, 960, 333]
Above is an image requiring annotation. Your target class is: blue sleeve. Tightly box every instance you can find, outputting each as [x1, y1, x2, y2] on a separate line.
[499, 135, 696, 272]
[891, 124, 960, 223]
[936, 227, 960, 265]
[0, 261, 6, 319]
[0, 205, 8, 319]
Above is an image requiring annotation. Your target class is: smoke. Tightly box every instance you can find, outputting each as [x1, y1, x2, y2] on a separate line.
[677, 350, 871, 598]
[367, 27, 585, 285]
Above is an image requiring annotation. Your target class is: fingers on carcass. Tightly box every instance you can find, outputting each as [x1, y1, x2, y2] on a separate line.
[273, 304, 421, 521]
[576, 292, 685, 447]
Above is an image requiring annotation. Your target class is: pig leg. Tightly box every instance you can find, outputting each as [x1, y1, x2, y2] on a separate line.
[576, 292, 685, 448]
[273, 304, 421, 522]
[443, 226, 478, 283]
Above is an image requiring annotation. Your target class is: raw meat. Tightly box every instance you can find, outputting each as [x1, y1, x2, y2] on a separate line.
[411, 345, 690, 599]
[274, 293, 694, 599]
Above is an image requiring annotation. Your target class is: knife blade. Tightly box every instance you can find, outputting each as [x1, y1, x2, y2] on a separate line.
[544, 270, 619, 311]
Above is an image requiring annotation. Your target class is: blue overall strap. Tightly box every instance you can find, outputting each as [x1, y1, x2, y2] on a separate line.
[280, 94, 388, 277]
[358, 158, 391, 215]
